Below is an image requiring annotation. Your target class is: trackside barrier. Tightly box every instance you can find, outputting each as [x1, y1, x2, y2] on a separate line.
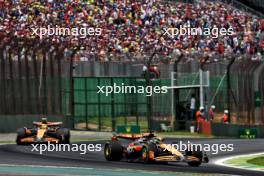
[239, 128, 258, 139]
[211, 123, 264, 138]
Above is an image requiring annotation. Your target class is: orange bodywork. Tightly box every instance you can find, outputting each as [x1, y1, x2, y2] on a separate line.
[149, 151, 155, 160]
[25, 129, 32, 135]
[37, 128, 46, 139]
[20, 137, 59, 143]
[159, 143, 184, 158]
[18, 121, 62, 143]
[115, 133, 155, 140]
[33, 122, 62, 126]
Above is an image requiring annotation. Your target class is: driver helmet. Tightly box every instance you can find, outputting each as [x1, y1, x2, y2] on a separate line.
[41, 117, 47, 124]
[156, 137, 164, 142]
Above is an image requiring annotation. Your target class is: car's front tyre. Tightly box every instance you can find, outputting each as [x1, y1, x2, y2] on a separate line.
[141, 143, 157, 164]
[104, 141, 123, 161]
[186, 148, 203, 167]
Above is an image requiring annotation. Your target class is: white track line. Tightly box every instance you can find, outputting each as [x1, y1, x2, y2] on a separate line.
[0, 164, 94, 170]
[215, 152, 264, 172]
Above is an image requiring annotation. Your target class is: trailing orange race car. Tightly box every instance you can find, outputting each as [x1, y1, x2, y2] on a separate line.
[16, 118, 70, 145]
[104, 132, 209, 167]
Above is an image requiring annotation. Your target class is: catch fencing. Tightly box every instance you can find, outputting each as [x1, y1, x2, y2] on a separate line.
[0, 43, 263, 131]
[73, 77, 171, 131]
[0, 45, 70, 116]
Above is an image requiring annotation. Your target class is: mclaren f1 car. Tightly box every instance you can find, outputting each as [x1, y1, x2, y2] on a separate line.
[104, 133, 209, 167]
[16, 118, 70, 145]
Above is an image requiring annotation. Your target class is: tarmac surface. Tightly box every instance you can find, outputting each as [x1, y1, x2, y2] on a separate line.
[0, 138, 263, 175]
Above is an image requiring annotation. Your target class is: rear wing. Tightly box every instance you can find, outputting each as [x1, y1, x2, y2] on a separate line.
[113, 132, 156, 140]
[33, 122, 63, 126]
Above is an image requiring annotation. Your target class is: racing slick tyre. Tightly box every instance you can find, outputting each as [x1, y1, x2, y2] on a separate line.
[141, 143, 157, 164]
[186, 147, 203, 167]
[16, 128, 26, 145]
[104, 141, 123, 161]
[57, 128, 70, 144]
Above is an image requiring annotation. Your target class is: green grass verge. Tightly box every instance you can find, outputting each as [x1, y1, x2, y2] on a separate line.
[76, 116, 149, 130]
[247, 156, 264, 166]
[70, 138, 107, 142]
[0, 141, 15, 144]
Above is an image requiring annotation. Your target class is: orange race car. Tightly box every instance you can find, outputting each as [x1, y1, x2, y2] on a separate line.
[16, 118, 70, 145]
[104, 132, 209, 167]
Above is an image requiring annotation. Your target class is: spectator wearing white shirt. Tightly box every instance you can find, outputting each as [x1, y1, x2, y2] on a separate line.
[190, 94, 196, 120]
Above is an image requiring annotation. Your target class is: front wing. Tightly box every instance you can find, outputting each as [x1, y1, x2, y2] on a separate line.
[152, 154, 201, 162]
[19, 136, 60, 143]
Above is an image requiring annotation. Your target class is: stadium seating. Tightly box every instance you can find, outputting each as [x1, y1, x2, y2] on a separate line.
[0, 0, 263, 61]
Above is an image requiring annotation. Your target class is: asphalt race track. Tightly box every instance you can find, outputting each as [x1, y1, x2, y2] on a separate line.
[0, 138, 263, 176]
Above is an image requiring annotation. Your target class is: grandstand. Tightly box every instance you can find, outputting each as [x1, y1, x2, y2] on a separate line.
[0, 0, 263, 62]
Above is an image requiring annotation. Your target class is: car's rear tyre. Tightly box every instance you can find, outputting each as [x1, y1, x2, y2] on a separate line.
[186, 147, 203, 167]
[104, 141, 123, 161]
[57, 128, 70, 144]
[16, 128, 26, 145]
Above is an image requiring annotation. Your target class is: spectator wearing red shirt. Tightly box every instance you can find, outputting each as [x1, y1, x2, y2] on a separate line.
[209, 105, 216, 121]
[196, 107, 205, 132]
[222, 110, 229, 124]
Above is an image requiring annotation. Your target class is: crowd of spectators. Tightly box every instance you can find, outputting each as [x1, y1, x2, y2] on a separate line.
[0, 0, 263, 62]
